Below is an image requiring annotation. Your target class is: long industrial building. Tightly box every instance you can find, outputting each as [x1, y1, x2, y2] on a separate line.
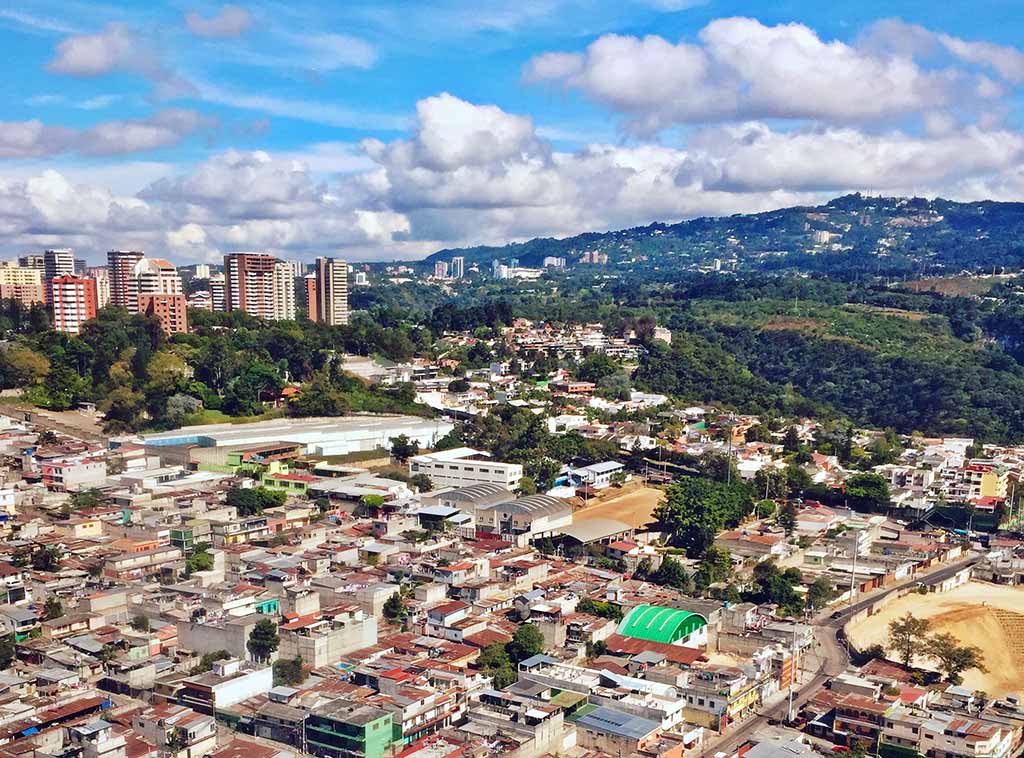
[142, 415, 454, 457]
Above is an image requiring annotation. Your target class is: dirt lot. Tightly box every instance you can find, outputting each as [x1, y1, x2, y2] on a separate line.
[573, 483, 664, 529]
[846, 582, 1024, 697]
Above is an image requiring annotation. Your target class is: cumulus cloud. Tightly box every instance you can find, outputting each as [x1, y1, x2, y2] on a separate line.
[4, 92, 1024, 263]
[0, 110, 215, 160]
[525, 17, 1024, 134]
[47, 23, 194, 99]
[47, 22, 136, 76]
[185, 4, 253, 38]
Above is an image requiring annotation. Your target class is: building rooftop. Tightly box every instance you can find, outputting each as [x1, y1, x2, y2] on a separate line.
[574, 704, 659, 740]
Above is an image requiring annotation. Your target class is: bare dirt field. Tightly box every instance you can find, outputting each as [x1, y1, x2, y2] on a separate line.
[846, 582, 1024, 697]
[573, 484, 664, 529]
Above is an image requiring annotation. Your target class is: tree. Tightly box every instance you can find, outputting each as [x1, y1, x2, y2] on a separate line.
[745, 424, 771, 443]
[586, 640, 609, 658]
[383, 593, 406, 622]
[447, 379, 470, 393]
[226, 486, 286, 517]
[42, 597, 64, 620]
[69, 488, 104, 511]
[288, 370, 350, 418]
[3, 345, 50, 386]
[186, 545, 214, 575]
[357, 494, 385, 517]
[478, 643, 515, 688]
[928, 633, 987, 684]
[0, 634, 13, 670]
[130, 615, 150, 632]
[517, 476, 538, 496]
[777, 502, 797, 536]
[745, 562, 802, 614]
[190, 649, 230, 675]
[36, 430, 58, 446]
[845, 473, 891, 512]
[389, 434, 418, 463]
[506, 624, 545, 664]
[272, 656, 305, 686]
[576, 598, 624, 622]
[806, 577, 835, 610]
[31, 546, 62, 572]
[887, 613, 931, 667]
[654, 476, 753, 557]
[409, 474, 433, 492]
[649, 556, 693, 593]
[755, 468, 788, 500]
[247, 618, 280, 663]
[783, 426, 801, 453]
[694, 546, 732, 589]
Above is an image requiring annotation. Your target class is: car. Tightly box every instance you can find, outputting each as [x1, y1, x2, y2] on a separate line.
[767, 718, 781, 725]
[832, 747, 850, 753]
[830, 611, 843, 619]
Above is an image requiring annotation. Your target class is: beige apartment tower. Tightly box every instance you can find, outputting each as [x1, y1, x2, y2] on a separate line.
[314, 257, 349, 326]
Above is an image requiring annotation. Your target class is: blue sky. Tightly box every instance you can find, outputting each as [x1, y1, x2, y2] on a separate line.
[3, 0, 1024, 263]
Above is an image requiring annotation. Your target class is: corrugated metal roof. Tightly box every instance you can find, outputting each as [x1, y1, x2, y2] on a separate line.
[616, 604, 707, 645]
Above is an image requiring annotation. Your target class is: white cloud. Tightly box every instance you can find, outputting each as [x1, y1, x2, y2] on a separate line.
[0, 110, 214, 160]
[0, 9, 82, 35]
[185, 4, 253, 38]
[194, 80, 408, 131]
[46, 22, 194, 99]
[77, 94, 121, 110]
[47, 22, 136, 76]
[525, 17, 1022, 133]
[4, 92, 1024, 263]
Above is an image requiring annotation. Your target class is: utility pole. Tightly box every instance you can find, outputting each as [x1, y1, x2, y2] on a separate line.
[848, 533, 859, 606]
[787, 623, 798, 722]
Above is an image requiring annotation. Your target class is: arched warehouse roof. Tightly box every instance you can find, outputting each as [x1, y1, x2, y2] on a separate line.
[617, 604, 707, 645]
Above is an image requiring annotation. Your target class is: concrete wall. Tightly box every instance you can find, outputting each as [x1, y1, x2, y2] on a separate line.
[177, 617, 257, 661]
[278, 616, 378, 668]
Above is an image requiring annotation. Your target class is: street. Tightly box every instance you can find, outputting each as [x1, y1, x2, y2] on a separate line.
[700, 554, 979, 757]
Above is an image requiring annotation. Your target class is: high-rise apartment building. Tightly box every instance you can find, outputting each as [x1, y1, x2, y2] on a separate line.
[271, 261, 296, 321]
[194, 263, 211, 279]
[451, 256, 464, 279]
[433, 261, 449, 279]
[304, 274, 319, 322]
[313, 257, 349, 326]
[51, 276, 98, 334]
[43, 249, 75, 304]
[107, 250, 145, 311]
[135, 258, 182, 296]
[18, 254, 44, 270]
[139, 294, 189, 335]
[209, 272, 226, 312]
[223, 253, 294, 320]
[86, 267, 111, 309]
[0, 265, 45, 306]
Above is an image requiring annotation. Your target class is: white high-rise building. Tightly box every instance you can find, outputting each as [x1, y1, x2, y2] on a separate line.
[194, 263, 211, 279]
[43, 249, 75, 303]
[451, 256, 464, 279]
[209, 273, 226, 312]
[271, 261, 296, 321]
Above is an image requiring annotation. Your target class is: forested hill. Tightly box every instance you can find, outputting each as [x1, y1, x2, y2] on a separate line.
[425, 194, 1024, 277]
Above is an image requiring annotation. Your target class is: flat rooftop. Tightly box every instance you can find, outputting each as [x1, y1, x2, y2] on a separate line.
[143, 415, 452, 449]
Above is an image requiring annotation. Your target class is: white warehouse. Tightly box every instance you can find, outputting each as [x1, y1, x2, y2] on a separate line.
[409, 447, 523, 489]
[142, 415, 453, 457]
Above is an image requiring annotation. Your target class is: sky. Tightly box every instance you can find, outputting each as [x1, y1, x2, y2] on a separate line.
[4, 1, 1024, 264]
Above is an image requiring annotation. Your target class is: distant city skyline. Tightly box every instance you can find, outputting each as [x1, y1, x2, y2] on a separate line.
[3, 1, 1024, 264]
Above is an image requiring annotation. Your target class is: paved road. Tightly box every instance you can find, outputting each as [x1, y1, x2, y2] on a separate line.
[701, 554, 980, 756]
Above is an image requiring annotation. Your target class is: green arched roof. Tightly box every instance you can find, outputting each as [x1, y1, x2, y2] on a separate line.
[617, 604, 707, 645]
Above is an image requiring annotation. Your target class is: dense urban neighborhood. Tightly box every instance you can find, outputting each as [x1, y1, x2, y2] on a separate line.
[0, 240, 1022, 758]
